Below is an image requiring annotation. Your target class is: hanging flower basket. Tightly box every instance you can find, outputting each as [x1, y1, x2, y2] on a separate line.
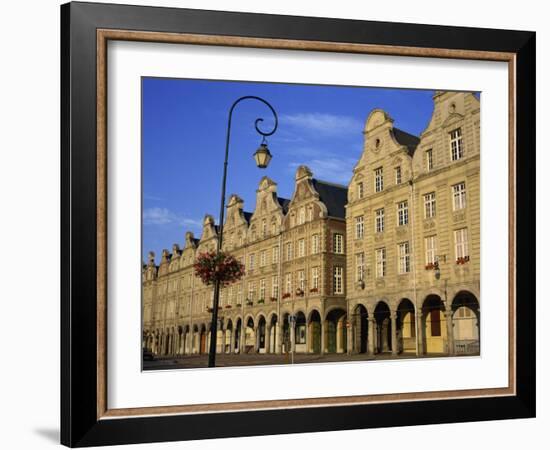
[309, 287, 318, 293]
[425, 262, 439, 270]
[456, 256, 470, 265]
[193, 251, 245, 287]
[282, 293, 291, 299]
[257, 299, 265, 304]
[225, 305, 232, 309]
[295, 288, 304, 297]
[270, 297, 278, 302]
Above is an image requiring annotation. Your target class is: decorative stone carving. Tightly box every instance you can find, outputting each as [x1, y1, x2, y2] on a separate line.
[423, 220, 435, 230]
[453, 211, 466, 223]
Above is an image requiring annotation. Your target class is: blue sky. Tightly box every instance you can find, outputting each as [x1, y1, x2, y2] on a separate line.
[142, 78, 437, 261]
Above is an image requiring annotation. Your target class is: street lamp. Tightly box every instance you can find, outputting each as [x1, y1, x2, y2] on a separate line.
[207, 96, 278, 368]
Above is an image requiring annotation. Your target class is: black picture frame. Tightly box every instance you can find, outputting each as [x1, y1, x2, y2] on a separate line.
[61, 1, 535, 447]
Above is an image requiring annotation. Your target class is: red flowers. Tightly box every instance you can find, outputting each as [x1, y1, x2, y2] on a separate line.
[282, 293, 291, 299]
[193, 251, 245, 287]
[456, 256, 470, 265]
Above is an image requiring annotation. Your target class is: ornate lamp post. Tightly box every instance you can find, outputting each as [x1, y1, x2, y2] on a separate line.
[207, 96, 278, 368]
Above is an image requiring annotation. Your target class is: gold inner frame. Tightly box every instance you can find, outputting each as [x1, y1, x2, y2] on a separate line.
[96, 29, 516, 420]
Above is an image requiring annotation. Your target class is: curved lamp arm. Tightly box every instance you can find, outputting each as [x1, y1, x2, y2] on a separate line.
[208, 95, 278, 367]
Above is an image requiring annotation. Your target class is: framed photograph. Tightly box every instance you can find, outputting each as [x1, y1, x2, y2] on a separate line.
[61, 1, 535, 447]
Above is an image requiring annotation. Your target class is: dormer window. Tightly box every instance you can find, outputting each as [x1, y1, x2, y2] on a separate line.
[426, 149, 434, 171]
[450, 128, 464, 161]
[395, 166, 402, 185]
[357, 181, 364, 199]
[374, 167, 384, 193]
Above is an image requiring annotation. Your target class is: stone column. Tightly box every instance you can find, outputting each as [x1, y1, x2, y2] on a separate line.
[275, 324, 282, 354]
[336, 320, 344, 353]
[368, 317, 375, 355]
[445, 310, 455, 355]
[321, 321, 327, 354]
[346, 322, 352, 355]
[391, 312, 398, 356]
[239, 324, 245, 354]
[354, 313, 361, 354]
[265, 326, 271, 354]
[416, 312, 424, 356]
[187, 331, 193, 354]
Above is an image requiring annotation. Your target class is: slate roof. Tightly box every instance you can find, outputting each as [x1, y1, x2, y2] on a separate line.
[392, 128, 420, 156]
[277, 197, 291, 214]
[311, 179, 348, 219]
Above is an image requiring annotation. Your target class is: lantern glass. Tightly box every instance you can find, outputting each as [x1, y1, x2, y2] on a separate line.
[253, 143, 272, 168]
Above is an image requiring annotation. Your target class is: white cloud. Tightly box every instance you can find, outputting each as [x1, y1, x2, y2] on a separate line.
[143, 207, 202, 229]
[280, 112, 363, 136]
[288, 158, 356, 185]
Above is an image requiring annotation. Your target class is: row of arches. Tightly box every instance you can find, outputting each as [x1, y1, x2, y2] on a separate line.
[143, 291, 479, 358]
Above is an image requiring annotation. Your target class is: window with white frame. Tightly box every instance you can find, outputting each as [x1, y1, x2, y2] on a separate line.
[237, 284, 243, 304]
[333, 266, 343, 294]
[298, 270, 305, 291]
[272, 245, 279, 264]
[271, 275, 279, 299]
[376, 248, 386, 278]
[249, 253, 255, 271]
[398, 242, 411, 274]
[260, 250, 266, 267]
[375, 208, 384, 233]
[452, 182, 466, 210]
[454, 228, 469, 260]
[356, 252, 365, 282]
[333, 233, 344, 254]
[450, 128, 464, 161]
[271, 222, 278, 235]
[397, 200, 409, 226]
[395, 166, 402, 185]
[285, 273, 292, 294]
[307, 206, 313, 221]
[311, 267, 319, 290]
[310, 234, 319, 254]
[261, 219, 267, 237]
[357, 181, 364, 199]
[227, 286, 233, 306]
[355, 216, 364, 239]
[374, 167, 384, 192]
[426, 149, 433, 171]
[248, 281, 255, 301]
[285, 242, 293, 260]
[298, 238, 305, 257]
[425, 235, 437, 265]
[259, 278, 266, 300]
[424, 192, 436, 218]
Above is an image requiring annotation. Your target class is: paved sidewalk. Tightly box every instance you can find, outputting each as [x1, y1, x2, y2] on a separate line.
[142, 351, 456, 370]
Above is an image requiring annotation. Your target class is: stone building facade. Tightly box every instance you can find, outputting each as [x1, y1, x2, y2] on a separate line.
[143, 166, 349, 356]
[143, 90, 480, 359]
